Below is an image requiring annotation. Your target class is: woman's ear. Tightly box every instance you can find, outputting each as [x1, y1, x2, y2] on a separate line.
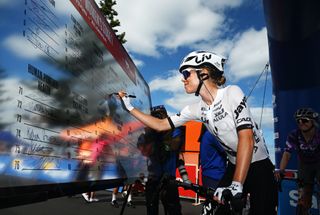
[199, 73, 209, 81]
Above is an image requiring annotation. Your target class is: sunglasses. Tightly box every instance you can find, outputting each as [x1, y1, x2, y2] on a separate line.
[296, 118, 311, 124]
[181, 68, 202, 80]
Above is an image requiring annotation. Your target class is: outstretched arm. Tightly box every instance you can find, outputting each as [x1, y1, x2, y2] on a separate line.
[130, 108, 171, 131]
[118, 91, 171, 131]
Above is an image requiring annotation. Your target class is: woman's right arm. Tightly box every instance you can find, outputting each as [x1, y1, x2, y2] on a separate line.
[130, 108, 171, 131]
[118, 91, 172, 131]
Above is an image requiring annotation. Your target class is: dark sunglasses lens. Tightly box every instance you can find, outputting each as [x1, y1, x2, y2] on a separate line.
[297, 118, 310, 124]
[182, 70, 190, 80]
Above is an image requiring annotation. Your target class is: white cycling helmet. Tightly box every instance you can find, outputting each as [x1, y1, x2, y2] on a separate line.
[179, 50, 226, 73]
[294, 108, 319, 120]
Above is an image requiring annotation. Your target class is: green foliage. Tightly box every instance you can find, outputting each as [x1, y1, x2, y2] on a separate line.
[99, 0, 127, 44]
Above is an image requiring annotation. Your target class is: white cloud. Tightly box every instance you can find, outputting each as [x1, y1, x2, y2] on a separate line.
[148, 70, 200, 111]
[165, 93, 200, 111]
[54, 1, 78, 15]
[3, 35, 42, 59]
[130, 56, 145, 68]
[149, 70, 184, 93]
[3, 27, 67, 60]
[112, 0, 228, 57]
[250, 107, 274, 129]
[227, 27, 269, 81]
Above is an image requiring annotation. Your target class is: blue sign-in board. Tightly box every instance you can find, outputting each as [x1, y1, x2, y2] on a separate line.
[263, 0, 320, 214]
[0, 0, 150, 194]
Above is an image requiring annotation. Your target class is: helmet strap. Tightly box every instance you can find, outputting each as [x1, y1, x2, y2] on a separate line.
[195, 81, 203, 96]
[195, 70, 208, 96]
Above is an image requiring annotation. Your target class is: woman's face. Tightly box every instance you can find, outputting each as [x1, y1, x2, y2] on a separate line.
[181, 67, 204, 94]
[296, 118, 314, 132]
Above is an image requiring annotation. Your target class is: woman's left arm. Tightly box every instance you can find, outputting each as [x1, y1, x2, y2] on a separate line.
[233, 128, 255, 184]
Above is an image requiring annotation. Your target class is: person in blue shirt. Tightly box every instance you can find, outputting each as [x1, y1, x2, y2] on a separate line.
[199, 125, 227, 189]
[137, 105, 186, 215]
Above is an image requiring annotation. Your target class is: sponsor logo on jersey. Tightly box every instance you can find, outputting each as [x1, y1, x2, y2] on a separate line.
[234, 97, 247, 119]
[236, 117, 251, 124]
[253, 130, 261, 144]
[213, 100, 222, 107]
[212, 104, 222, 112]
[253, 145, 258, 153]
[213, 111, 227, 122]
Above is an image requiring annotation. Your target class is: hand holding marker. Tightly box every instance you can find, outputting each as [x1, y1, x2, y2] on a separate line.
[115, 92, 136, 111]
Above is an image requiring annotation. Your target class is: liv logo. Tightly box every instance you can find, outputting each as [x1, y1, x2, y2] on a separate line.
[195, 54, 212, 64]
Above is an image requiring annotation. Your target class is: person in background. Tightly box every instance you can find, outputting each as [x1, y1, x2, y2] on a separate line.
[131, 172, 146, 196]
[81, 191, 98, 203]
[110, 186, 134, 208]
[118, 50, 277, 214]
[137, 105, 187, 215]
[198, 125, 227, 189]
[276, 108, 320, 214]
[110, 187, 120, 208]
[77, 143, 99, 203]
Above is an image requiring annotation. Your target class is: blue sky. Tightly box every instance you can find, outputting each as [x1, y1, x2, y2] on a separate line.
[94, 0, 275, 161]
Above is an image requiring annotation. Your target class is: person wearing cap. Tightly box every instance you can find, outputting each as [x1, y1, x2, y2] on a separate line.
[118, 50, 277, 214]
[276, 108, 320, 214]
[137, 105, 187, 215]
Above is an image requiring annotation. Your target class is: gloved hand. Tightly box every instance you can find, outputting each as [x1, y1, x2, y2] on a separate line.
[214, 181, 243, 202]
[121, 94, 134, 111]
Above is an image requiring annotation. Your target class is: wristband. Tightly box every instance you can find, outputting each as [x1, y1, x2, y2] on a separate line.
[122, 96, 134, 111]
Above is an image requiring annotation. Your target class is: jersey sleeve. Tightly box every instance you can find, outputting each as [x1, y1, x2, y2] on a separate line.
[168, 103, 200, 129]
[227, 85, 254, 131]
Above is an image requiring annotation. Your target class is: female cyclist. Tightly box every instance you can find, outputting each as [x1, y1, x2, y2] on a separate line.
[118, 50, 277, 214]
[276, 108, 320, 214]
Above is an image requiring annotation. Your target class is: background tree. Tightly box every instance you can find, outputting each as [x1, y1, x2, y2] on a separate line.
[99, 0, 127, 44]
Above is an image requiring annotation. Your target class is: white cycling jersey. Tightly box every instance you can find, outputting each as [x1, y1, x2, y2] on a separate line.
[169, 85, 270, 164]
